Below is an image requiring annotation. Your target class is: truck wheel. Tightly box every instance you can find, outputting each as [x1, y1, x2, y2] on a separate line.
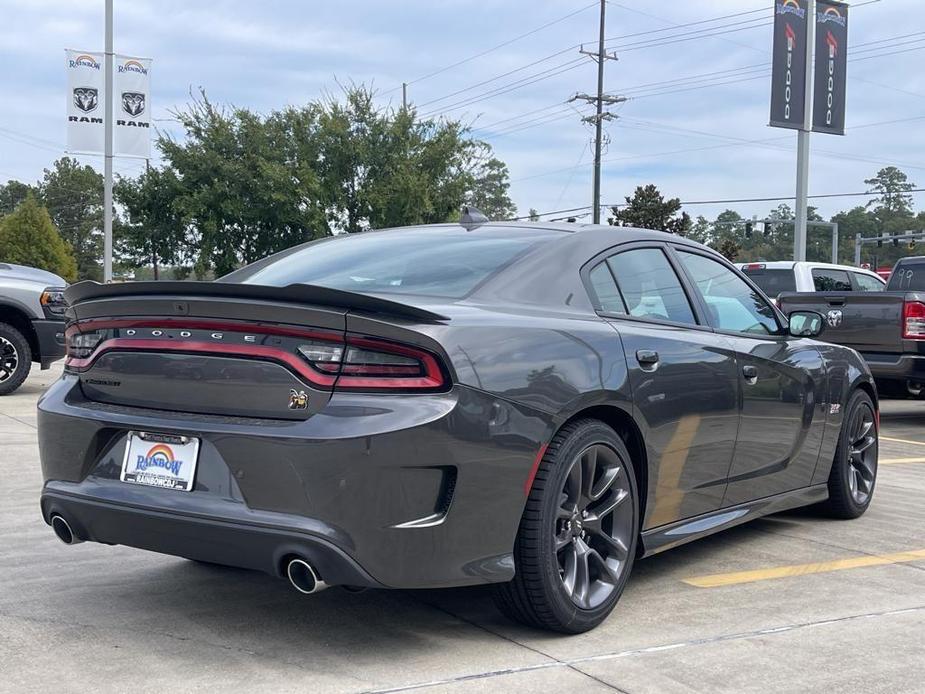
[493, 419, 639, 633]
[822, 389, 878, 519]
[0, 323, 32, 396]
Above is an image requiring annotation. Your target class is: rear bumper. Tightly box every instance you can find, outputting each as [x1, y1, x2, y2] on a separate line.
[31, 318, 66, 367]
[41, 486, 382, 588]
[862, 352, 925, 385]
[37, 374, 551, 589]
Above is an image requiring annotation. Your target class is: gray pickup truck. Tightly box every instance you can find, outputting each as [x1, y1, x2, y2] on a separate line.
[0, 263, 69, 394]
[778, 256, 925, 397]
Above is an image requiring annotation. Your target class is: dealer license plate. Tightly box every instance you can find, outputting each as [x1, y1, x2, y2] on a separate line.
[120, 431, 200, 492]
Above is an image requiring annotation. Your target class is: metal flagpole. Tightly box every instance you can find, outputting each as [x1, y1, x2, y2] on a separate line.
[103, 0, 114, 282]
[793, 0, 815, 262]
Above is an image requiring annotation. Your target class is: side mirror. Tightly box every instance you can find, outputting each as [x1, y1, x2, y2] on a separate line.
[788, 310, 825, 338]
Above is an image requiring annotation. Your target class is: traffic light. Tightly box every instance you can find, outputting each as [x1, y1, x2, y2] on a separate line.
[910, 239, 917, 250]
[893, 237, 900, 247]
[744, 221, 753, 238]
[877, 235, 883, 247]
[763, 223, 772, 237]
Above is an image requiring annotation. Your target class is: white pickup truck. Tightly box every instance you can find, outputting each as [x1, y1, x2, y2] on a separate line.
[0, 263, 68, 394]
[737, 261, 886, 300]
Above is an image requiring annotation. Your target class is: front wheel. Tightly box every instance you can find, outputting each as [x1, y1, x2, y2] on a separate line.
[822, 389, 878, 519]
[493, 419, 639, 633]
[0, 323, 32, 396]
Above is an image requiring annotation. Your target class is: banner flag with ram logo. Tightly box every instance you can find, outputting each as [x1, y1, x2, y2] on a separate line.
[113, 54, 152, 157]
[65, 49, 105, 154]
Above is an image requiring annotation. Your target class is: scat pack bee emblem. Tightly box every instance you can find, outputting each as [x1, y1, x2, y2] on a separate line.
[288, 389, 309, 410]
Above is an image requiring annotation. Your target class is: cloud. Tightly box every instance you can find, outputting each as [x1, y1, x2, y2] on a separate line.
[1, 0, 923, 222]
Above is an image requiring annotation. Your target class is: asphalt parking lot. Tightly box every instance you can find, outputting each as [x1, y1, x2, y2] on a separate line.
[1, 365, 923, 694]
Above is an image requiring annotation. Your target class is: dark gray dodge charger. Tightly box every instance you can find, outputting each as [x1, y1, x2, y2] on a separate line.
[38, 219, 879, 633]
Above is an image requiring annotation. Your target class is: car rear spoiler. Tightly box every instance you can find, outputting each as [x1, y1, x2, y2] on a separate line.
[64, 281, 450, 323]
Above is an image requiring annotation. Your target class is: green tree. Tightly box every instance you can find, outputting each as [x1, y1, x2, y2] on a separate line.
[465, 153, 516, 220]
[37, 157, 104, 280]
[609, 184, 691, 234]
[153, 86, 513, 275]
[115, 167, 189, 279]
[158, 93, 330, 275]
[0, 180, 36, 216]
[865, 166, 915, 220]
[0, 195, 77, 281]
[527, 208, 540, 222]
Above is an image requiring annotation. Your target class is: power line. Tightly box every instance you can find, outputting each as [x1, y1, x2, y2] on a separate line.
[603, 5, 770, 43]
[511, 188, 925, 221]
[389, 1, 597, 94]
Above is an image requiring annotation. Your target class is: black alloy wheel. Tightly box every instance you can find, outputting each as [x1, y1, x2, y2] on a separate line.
[494, 419, 639, 633]
[823, 389, 878, 519]
[0, 323, 31, 396]
[555, 443, 634, 610]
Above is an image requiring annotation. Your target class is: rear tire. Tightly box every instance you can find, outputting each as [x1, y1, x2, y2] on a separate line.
[0, 323, 31, 396]
[493, 419, 639, 633]
[821, 389, 878, 519]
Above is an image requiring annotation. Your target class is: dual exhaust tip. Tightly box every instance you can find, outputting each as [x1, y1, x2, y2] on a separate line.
[286, 558, 328, 594]
[50, 514, 83, 545]
[50, 514, 329, 595]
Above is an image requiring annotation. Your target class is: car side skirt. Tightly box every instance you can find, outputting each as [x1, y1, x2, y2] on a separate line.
[639, 484, 829, 557]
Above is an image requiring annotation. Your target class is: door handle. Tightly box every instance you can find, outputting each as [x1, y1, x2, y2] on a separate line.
[742, 365, 758, 383]
[636, 349, 660, 366]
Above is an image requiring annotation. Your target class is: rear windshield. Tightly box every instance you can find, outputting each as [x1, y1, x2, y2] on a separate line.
[231, 227, 560, 298]
[740, 268, 797, 296]
[887, 261, 925, 291]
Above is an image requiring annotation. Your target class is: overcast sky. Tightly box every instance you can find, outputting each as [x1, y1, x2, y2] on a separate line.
[1, 0, 923, 224]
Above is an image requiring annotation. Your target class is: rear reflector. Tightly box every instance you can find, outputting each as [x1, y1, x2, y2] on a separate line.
[903, 301, 925, 339]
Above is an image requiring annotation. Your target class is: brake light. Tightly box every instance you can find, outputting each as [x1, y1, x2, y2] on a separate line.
[744, 263, 766, 271]
[333, 337, 445, 391]
[903, 301, 925, 339]
[296, 337, 445, 390]
[66, 329, 105, 359]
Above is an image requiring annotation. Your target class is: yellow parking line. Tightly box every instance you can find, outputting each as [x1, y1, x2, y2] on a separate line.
[683, 548, 925, 588]
[881, 436, 925, 447]
[880, 457, 925, 465]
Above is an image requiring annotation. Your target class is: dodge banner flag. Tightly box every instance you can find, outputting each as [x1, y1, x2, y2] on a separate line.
[65, 50, 105, 154]
[113, 54, 152, 157]
[65, 50, 151, 157]
[769, 0, 809, 130]
[812, 0, 848, 135]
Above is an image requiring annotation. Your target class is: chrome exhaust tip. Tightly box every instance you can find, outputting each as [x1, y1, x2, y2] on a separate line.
[50, 514, 82, 545]
[286, 558, 328, 594]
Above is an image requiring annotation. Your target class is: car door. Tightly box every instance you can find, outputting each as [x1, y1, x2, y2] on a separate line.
[585, 244, 739, 530]
[672, 247, 827, 506]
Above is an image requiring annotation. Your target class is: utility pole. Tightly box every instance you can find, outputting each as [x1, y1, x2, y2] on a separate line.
[571, 0, 623, 224]
[793, 0, 816, 262]
[402, 82, 408, 111]
[103, 0, 114, 282]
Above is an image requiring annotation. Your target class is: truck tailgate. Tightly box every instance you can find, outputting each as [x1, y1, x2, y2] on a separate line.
[777, 291, 906, 353]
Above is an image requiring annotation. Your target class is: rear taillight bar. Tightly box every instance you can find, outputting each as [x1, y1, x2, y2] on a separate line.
[903, 301, 925, 340]
[65, 319, 448, 392]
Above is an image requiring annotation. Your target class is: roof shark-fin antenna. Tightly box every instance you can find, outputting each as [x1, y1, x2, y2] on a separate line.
[460, 206, 489, 230]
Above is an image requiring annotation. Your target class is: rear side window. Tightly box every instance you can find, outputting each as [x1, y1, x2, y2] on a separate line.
[740, 268, 797, 296]
[812, 268, 852, 291]
[852, 272, 885, 291]
[588, 263, 627, 314]
[235, 228, 561, 298]
[888, 262, 925, 291]
[606, 248, 696, 325]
